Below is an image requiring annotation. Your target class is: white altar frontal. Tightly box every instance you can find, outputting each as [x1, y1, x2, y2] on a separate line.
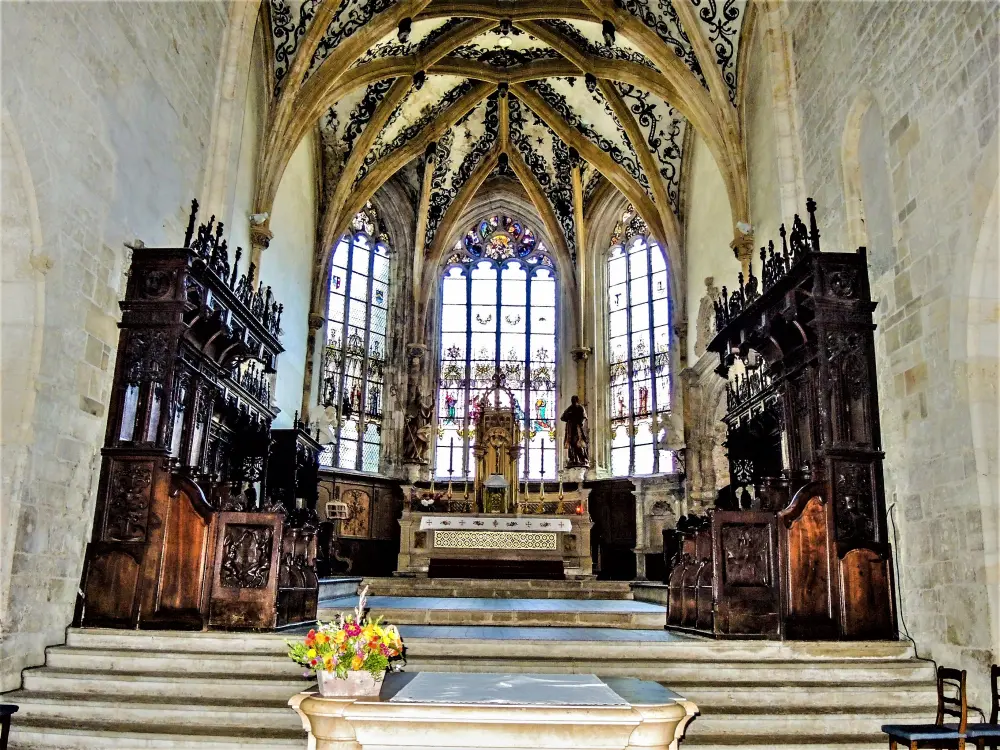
[290, 672, 699, 750]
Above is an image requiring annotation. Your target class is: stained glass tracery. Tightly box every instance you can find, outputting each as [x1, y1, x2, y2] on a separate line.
[608, 223, 673, 477]
[436, 215, 557, 481]
[320, 211, 390, 472]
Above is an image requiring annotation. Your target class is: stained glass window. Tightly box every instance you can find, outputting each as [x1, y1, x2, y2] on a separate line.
[608, 208, 673, 477]
[436, 215, 557, 481]
[320, 203, 390, 472]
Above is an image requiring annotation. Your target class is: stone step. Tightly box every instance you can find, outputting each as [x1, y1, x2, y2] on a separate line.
[318, 595, 666, 629]
[9, 718, 303, 750]
[682, 734, 888, 749]
[318, 576, 362, 600]
[690, 707, 932, 736]
[676, 683, 938, 709]
[21, 669, 311, 701]
[360, 577, 635, 600]
[63, 628, 920, 663]
[43, 648, 304, 677]
[6, 692, 303, 732]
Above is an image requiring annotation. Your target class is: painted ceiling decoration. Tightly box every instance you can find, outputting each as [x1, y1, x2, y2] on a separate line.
[264, 0, 748, 262]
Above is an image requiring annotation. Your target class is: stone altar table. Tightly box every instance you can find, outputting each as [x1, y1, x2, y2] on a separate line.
[290, 671, 699, 750]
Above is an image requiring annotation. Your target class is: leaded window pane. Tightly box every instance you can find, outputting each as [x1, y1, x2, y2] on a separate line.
[435, 215, 558, 480]
[320, 211, 392, 472]
[607, 229, 672, 477]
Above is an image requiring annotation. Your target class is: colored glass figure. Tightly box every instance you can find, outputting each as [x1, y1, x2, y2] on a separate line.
[332, 275, 342, 290]
[618, 394, 628, 419]
[374, 288, 384, 304]
[638, 386, 650, 414]
[444, 392, 457, 424]
[535, 397, 550, 430]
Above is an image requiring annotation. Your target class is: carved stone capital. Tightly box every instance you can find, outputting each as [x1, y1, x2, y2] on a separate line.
[308, 313, 325, 332]
[730, 230, 755, 264]
[570, 346, 592, 362]
[406, 343, 428, 362]
[250, 225, 273, 251]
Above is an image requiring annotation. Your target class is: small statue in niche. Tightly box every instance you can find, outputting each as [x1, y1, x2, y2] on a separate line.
[561, 395, 590, 468]
[403, 389, 434, 464]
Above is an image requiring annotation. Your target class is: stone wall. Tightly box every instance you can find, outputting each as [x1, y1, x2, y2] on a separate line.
[0, 1, 227, 690]
[787, 0, 998, 703]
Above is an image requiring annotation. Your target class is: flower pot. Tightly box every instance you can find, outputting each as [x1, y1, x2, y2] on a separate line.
[316, 669, 385, 697]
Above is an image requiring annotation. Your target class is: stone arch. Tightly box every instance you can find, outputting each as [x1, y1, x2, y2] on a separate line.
[0, 109, 49, 643]
[841, 90, 896, 276]
[200, 0, 264, 223]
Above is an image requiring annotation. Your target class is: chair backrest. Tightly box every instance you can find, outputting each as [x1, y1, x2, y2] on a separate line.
[936, 666, 967, 732]
[990, 664, 999, 725]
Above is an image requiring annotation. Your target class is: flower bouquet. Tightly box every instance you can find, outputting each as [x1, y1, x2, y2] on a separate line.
[288, 586, 404, 697]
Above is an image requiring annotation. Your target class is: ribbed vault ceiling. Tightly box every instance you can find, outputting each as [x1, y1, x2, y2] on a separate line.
[261, 0, 747, 261]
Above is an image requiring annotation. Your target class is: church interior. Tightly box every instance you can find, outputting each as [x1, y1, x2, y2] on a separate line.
[1, 0, 998, 748]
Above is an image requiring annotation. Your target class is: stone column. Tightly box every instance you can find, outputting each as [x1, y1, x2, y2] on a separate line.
[300, 312, 326, 424]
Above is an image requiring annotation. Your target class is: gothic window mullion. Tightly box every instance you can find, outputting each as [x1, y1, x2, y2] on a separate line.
[355, 243, 376, 471]
[646, 243, 659, 474]
[463, 269, 473, 477]
[624, 243, 636, 477]
[523, 266, 533, 479]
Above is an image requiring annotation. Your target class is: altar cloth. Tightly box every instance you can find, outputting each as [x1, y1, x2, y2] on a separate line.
[418, 515, 573, 532]
[388, 672, 629, 707]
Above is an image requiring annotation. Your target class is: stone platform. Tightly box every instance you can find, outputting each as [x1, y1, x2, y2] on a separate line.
[318, 594, 666, 629]
[4, 628, 937, 749]
[359, 576, 634, 600]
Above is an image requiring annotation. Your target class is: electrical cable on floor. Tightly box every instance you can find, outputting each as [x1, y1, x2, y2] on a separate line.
[887, 502, 988, 723]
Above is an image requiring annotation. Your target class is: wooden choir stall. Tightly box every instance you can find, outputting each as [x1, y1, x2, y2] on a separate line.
[76, 201, 321, 632]
[666, 199, 897, 641]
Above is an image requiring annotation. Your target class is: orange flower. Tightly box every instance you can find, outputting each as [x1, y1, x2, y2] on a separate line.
[351, 655, 364, 670]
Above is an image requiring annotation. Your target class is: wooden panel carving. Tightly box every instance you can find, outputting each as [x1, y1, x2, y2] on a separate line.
[833, 462, 877, 543]
[839, 547, 894, 639]
[104, 461, 154, 542]
[220, 525, 273, 589]
[721, 524, 771, 586]
[81, 549, 141, 625]
[339, 487, 372, 538]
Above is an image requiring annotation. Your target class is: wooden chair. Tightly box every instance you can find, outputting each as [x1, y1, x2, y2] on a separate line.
[966, 664, 1000, 750]
[882, 666, 967, 749]
[0, 704, 18, 750]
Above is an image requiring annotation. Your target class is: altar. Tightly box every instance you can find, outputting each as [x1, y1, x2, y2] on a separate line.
[397, 376, 594, 579]
[396, 495, 593, 579]
[290, 672, 699, 750]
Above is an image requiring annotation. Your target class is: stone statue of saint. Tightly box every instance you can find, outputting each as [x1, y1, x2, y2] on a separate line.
[403, 389, 434, 464]
[561, 395, 590, 468]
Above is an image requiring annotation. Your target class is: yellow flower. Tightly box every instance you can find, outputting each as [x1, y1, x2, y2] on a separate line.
[334, 630, 346, 645]
[316, 632, 329, 645]
[351, 655, 363, 670]
[307, 648, 317, 659]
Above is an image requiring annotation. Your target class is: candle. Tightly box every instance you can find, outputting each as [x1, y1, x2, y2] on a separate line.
[448, 437, 455, 477]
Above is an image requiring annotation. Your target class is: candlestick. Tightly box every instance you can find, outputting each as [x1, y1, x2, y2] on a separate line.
[558, 480, 564, 499]
[448, 437, 455, 477]
[464, 477, 469, 500]
[430, 478, 435, 494]
[446, 479, 453, 500]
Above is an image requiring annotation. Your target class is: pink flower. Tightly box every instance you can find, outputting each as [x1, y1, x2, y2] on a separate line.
[344, 623, 362, 637]
[380, 644, 391, 656]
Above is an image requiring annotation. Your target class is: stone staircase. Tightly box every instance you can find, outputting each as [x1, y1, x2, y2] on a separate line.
[4, 626, 937, 750]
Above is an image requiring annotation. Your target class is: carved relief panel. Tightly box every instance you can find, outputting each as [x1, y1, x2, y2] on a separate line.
[220, 524, 274, 589]
[339, 486, 372, 538]
[104, 460, 155, 542]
